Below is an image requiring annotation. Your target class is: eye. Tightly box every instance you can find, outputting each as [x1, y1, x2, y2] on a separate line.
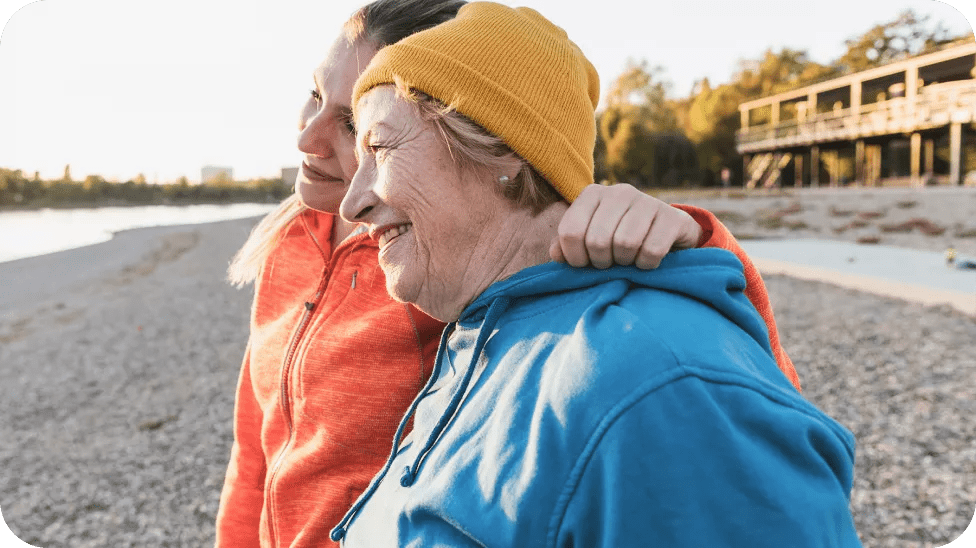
[341, 112, 356, 135]
[309, 89, 322, 103]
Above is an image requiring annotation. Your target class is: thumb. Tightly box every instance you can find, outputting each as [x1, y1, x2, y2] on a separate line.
[549, 238, 566, 262]
[672, 211, 703, 250]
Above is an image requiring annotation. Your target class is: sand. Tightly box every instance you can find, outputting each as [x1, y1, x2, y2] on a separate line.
[0, 201, 973, 547]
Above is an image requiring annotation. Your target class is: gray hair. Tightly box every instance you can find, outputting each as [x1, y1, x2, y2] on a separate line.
[395, 79, 563, 214]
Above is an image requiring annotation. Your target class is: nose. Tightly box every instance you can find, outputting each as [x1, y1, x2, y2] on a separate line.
[297, 104, 336, 159]
[339, 162, 380, 223]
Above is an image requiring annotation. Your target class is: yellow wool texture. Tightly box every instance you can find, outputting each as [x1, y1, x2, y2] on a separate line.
[353, 1, 599, 202]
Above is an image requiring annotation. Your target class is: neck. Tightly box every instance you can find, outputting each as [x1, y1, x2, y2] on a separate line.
[331, 215, 359, 250]
[423, 201, 568, 322]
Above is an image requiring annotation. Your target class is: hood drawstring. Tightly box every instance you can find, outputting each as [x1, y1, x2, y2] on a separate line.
[400, 297, 510, 488]
[329, 297, 510, 543]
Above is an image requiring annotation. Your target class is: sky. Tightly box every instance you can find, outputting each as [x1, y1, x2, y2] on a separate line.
[0, 0, 973, 184]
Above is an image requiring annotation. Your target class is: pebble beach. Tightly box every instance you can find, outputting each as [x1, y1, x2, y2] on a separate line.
[1, 190, 974, 546]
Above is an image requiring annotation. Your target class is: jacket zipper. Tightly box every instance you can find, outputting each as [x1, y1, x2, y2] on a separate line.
[265, 284, 324, 548]
[263, 230, 369, 548]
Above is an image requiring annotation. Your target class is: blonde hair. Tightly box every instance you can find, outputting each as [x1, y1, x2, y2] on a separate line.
[226, 0, 468, 286]
[398, 80, 563, 214]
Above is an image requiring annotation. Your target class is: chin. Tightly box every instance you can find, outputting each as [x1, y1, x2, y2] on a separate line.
[298, 181, 344, 214]
[381, 264, 419, 307]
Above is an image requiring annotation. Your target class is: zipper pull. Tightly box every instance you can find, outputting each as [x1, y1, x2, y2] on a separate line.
[352, 271, 357, 289]
[305, 302, 314, 311]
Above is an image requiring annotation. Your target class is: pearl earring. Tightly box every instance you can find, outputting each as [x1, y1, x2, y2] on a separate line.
[498, 175, 510, 184]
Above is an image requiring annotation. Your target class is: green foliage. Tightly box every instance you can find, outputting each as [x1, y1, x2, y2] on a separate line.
[600, 106, 656, 187]
[605, 59, 677, 133]
[0, 168, 293, 209]
[597, 61, 696, 188]
[837, 10, 956, 73]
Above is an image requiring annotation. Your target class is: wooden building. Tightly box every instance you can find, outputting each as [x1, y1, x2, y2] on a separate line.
[737, 41, 976, 188]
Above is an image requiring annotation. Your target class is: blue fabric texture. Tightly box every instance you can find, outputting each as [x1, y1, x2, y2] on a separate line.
[333, 248, 862, 547]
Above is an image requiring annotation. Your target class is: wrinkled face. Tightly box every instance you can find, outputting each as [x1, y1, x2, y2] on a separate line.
[295, 36, 378, 213]
[339, 86, 511, 319]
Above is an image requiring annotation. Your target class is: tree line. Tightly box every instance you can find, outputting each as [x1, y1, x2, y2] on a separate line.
[0, 166, 293, 209]
[596, 9, 973, 188]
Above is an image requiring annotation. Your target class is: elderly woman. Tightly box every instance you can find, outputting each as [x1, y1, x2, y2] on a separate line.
[334, 3, 861, 547]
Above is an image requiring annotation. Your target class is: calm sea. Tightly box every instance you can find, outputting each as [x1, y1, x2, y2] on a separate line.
[0, 203, 278, 264]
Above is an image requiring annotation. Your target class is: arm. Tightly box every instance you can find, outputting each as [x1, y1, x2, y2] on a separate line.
[551, 184, 703, 270]
[552, 183, 800, 391]
[215, 344, 267, 548]
[552, 378, 861, 548]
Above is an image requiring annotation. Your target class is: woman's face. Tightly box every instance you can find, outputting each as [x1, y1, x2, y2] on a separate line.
[295, 36, 378, 213]
[340, 86, 516, 320]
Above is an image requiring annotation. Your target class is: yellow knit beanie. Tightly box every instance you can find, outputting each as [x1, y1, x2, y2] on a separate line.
[352, 1, 599, 202]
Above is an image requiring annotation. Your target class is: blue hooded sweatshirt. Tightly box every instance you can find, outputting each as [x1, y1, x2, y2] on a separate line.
[332, 248, 862, 547]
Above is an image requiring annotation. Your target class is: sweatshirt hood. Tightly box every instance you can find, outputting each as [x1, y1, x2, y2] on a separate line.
[330, 247, 772, 542]
[460, 247, 774, 357]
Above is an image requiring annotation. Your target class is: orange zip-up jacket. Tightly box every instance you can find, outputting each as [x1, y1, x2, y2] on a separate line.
[215, 206, 799, 548]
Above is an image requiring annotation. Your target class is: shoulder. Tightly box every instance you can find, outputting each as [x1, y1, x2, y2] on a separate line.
[546, 374, 859, 548]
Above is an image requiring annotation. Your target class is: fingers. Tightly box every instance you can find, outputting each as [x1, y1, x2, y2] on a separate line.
[556, 184, 705, 270]
[609, 204, 655, 266]
[555, 186, 601, 268]
[633, 207, 701, 270]
[574, 184, 644, 268]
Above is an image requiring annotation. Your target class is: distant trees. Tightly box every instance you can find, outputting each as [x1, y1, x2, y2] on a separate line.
[593, 9, 973, 188]
[0, 168, 293, 209]
[598, 60, 697, 188]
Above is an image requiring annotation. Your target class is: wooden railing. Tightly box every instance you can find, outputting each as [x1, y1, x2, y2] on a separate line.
[736, 80, 976, 153]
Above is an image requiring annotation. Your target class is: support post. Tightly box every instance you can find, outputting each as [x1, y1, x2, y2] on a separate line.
[795, 154, 804, 187]
[950, 122, 962, 185]
[827, 150, 837, 187]
[743, 154, 751, 188]
[906, 66, 919, 101]
[810, 146, 820, 187]
[771, 102, 780, 127]
[924, 138, 935, 180]
[868, 145, 882, 186]
[855, 140, 865, 185]
[851, 80, 862, 119]
[910, 132, 922, 186]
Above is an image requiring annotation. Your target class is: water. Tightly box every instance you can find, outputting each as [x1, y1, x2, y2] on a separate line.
[0, 203, 278, 264]
[740, 239, 976, 294]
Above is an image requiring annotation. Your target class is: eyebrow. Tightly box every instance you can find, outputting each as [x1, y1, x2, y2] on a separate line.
[358, 121, 395, 146]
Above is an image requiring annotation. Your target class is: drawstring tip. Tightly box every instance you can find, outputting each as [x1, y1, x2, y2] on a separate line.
[330, 527, 346, 542]
[400, 466, 415, 487]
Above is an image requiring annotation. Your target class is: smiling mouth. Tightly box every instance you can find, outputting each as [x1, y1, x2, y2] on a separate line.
[300, 162, 341, 184]
[378, 224, 411, 249]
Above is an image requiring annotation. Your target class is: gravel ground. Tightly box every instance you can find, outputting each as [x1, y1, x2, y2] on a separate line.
[0, 214, 974, 547]
[657, 185, 976, 258]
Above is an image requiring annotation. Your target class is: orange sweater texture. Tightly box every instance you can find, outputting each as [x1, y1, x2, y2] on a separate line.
[215, 206, 799, 548]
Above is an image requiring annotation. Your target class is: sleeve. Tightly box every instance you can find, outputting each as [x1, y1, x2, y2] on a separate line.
[673, 203, 801, 391]
[214, 343, 267, 547]
[552, 377, 861, 548]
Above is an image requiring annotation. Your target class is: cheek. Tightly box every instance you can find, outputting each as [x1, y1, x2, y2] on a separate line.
[336, 136, 359, 179]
